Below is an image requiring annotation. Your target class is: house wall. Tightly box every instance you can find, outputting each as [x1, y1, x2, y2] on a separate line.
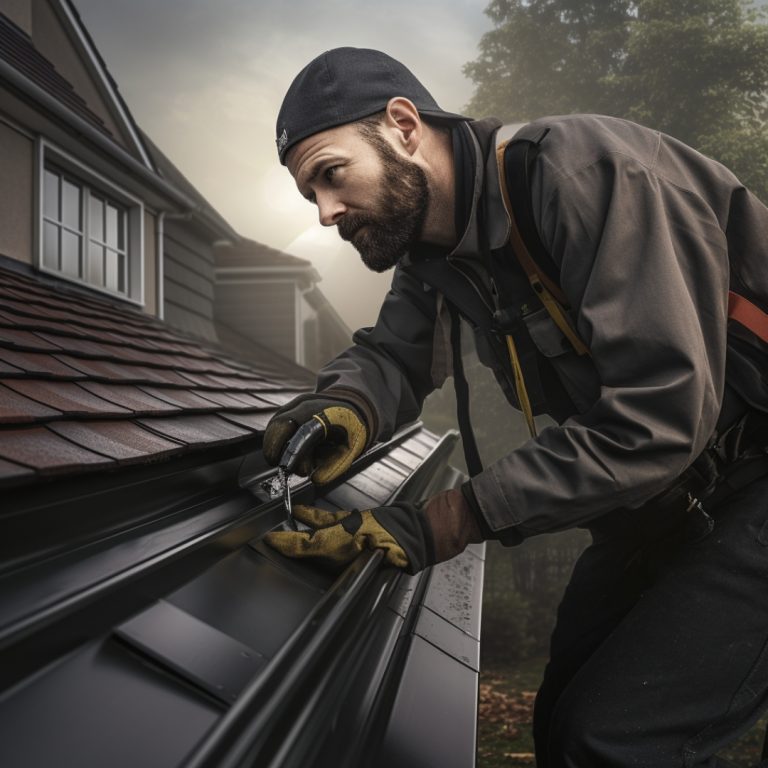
[163, 219, 218, 342]
[0, 118, 34, 264]
[3, 0, 32, 34]
[310, 312, 352, 371]
[215, 280, 297, 362]
[31, 0, 131, 151]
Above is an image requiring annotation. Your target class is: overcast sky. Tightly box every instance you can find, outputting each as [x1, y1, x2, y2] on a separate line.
[71, 0, 492, 328]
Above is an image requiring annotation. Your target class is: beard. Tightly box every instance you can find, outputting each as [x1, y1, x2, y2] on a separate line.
[337, 136, 429, 273]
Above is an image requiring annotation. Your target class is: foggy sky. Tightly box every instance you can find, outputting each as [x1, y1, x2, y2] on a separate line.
[71, 0, 491, 329]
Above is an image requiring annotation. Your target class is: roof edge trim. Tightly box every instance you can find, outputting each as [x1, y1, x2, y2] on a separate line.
[54, 0, 154, 170]
[0, 56, 236, 239]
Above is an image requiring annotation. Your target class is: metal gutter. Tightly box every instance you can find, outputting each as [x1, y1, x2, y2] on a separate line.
[181, 430, 461, 768]
[0, 424, 425, 687]
[0, 58, 236, 241]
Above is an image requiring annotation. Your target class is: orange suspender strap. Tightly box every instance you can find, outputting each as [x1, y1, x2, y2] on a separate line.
[495, 140, 591, 359]
[728, 290, 768, 343]
[495, 135, 768, 440]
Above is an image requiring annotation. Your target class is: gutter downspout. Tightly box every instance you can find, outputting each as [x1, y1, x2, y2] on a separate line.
[156, 211, 165, 320]
[155, 212, 196, 322]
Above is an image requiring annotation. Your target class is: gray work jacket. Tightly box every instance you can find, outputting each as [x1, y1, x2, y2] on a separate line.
[316, 114, 768, 539]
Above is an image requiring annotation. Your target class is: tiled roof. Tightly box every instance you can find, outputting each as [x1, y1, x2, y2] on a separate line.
[0, 262, 315, 489]
[0, 12, 111, 137]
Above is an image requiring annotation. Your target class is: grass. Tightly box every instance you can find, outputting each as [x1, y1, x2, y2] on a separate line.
[477, 656, 767, 766]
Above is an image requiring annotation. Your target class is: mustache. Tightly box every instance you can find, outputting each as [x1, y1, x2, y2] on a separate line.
[337, 213, 375, 242]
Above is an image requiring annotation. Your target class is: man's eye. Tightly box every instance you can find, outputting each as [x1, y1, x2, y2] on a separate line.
[324, 166, 338, 182]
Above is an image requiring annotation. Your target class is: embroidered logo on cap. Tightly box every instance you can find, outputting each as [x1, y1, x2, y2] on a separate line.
[277, 129, 288, 154]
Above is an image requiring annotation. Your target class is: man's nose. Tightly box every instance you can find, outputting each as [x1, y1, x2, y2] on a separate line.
[317, 194, 346, 227]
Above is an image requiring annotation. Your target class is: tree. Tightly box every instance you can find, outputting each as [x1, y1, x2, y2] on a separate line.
[464, 0, 768, 200]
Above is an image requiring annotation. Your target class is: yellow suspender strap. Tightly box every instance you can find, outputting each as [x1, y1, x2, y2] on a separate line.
[505, 334, 537, 439]
[496, 140, 591, 358]
[532, 277, 591, 357]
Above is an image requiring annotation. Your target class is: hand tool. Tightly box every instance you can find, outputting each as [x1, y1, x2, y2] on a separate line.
[264, 416, 328, 530]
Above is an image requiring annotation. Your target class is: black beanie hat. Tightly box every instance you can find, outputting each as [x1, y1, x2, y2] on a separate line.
[276, 47, 468, 164]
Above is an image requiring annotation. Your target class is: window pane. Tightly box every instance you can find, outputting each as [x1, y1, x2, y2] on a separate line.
[88, 242, 104, 287]
[62, 179, 82, 231]
[105, 249, 118, 292]
[89, 195, 104, 243]
[44, 169, 60, 221]
[43, 221, 60, 269]
[118, 252, 126, 293]
[106, 204, 125, 249]
[61, 230, 82, 278]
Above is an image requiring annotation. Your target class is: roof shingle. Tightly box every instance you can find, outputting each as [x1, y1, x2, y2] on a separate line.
[0, 264, 314, 488]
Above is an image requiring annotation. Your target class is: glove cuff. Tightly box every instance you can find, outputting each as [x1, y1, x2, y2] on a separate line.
[371, 501, 434, 575]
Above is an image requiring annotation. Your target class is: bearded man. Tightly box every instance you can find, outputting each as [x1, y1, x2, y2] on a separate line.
[263, 47, 768, 766]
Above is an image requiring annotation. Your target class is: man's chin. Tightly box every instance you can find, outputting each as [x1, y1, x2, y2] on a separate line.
[342, 225, 408, 272]
[356, 244, 402, 273]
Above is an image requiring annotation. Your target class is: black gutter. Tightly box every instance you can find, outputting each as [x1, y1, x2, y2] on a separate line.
[180, 430, 460, 768]
[0, 424, 425, 691]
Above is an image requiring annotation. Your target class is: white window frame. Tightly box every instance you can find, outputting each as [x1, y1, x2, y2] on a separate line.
[35, 139, 145, 306]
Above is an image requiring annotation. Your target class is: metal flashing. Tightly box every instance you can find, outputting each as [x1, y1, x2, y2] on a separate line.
[116, 600, 266, 704]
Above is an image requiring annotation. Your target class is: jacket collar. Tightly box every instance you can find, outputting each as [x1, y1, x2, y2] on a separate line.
[400, 117, 511, 268]
[449, 117, 509, 259]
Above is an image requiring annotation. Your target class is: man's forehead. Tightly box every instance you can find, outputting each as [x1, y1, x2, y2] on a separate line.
[287, 123, 364, 179]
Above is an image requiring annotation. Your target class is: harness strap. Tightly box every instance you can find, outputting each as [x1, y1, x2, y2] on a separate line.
[449, 303, 484, 476]
[729, 290, 768, 343]
[505, 333, 537, 438]
[496, 139, 591, 358]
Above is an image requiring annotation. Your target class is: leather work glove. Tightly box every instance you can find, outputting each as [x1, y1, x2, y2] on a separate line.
[263, 392, 370, 485]
[264, 488, 483, 575]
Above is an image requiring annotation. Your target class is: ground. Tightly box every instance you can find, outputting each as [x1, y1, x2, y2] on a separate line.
[477, 657, 768, 766]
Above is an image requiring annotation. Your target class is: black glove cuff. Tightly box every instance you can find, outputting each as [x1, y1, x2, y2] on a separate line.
[373, 501, 434, 575]
[461, 480, 523, 547]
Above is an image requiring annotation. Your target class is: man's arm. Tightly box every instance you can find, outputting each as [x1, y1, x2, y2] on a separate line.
[315, 264, 441, 442]
[471, 143, 730, 537]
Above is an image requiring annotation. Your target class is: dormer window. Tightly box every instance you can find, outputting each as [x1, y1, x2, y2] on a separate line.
[38, 141, 144, 305]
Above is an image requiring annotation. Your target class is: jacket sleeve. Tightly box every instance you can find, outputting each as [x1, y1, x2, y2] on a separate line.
[315, 265, 440, 442]
[470, 147, 730, 536]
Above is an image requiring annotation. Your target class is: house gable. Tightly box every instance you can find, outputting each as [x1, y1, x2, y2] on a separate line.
[29, 0, 152, 166]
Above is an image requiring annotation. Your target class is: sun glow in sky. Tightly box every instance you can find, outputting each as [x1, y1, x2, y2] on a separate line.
[72, 0, 491, 326]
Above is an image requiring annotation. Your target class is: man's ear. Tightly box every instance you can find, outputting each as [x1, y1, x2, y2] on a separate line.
[383, 97, 423, 156]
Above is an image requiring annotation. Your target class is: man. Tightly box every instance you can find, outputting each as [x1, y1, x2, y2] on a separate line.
[263, 47, 768, 765]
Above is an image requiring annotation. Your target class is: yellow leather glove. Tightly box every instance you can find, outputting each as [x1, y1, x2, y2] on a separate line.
[264, 489, 483, 575]
[262, 392, 371, 485]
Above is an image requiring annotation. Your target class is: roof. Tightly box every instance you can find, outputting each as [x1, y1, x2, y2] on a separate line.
[216, 239, 314, 271]
[0, 262, 480, 768]
[0, 258, 315, 490]
[0, 11, 110, 136]
[142, 131, 239, 241]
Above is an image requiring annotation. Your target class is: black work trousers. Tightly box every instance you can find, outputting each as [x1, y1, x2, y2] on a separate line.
[533, 474, 768, 767]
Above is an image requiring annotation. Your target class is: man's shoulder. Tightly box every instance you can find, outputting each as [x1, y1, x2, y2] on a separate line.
[506, 114, 663, 180]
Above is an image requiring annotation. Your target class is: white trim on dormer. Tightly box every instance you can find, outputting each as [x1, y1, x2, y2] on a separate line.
[55, 0, 154, 170]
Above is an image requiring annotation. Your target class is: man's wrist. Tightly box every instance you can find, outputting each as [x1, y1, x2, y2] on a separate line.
[461, 480, 523, 547]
